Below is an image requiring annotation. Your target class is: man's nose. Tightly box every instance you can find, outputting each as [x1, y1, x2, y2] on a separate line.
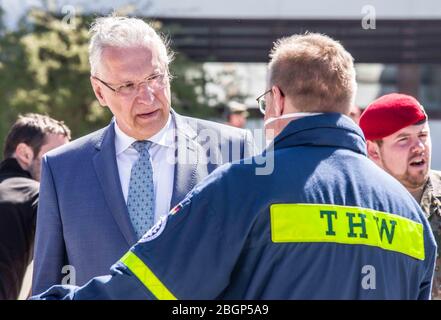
[136, 83, 155, 103]
[411, 139, 426, 153]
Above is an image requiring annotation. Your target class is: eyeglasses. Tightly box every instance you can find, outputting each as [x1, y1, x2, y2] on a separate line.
[256, 87, 285, 115]
[93, 73, 169, 96]
[256, 89, 272, 115]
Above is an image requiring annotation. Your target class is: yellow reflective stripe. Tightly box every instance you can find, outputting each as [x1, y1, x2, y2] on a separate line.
[120, 251, 177, 300]
[270, 203, 425, 260]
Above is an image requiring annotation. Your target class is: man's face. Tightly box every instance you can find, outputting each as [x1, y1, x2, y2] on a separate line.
[29, 133, 69, 181]
[229, 113, 247, 128]
[370, 122, 431, 190]
[91, 46, 171, 140]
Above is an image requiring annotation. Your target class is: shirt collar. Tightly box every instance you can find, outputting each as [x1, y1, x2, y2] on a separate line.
[114, 114, 175, 156]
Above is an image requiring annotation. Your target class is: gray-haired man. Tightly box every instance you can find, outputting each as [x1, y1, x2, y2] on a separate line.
[32, 16, 255, 295]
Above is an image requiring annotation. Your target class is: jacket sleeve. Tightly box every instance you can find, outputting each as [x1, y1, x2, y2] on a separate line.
[32, 156, 67, 295]
[30, 261, 151, 300]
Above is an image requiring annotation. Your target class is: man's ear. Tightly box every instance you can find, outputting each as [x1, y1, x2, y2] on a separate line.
[366, 140, 382, 164]
[14, 143, 34, 169]
[90, 76, 107, 107]
[271, 85, 285, 116]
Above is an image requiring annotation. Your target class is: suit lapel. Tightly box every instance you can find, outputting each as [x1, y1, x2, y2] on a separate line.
[93, 122, 137, 246]
[170, 111, 208, 209]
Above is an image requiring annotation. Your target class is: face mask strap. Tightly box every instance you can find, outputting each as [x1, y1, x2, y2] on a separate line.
[264, 112, 323, 127]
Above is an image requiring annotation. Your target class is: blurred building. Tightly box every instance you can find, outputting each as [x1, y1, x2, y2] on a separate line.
[2, 0, 441, 168]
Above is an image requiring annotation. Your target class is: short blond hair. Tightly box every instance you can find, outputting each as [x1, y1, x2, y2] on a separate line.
[268, 33, 357, 114]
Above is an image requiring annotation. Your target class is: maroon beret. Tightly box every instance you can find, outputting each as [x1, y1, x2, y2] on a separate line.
[359, 93, 427, 141]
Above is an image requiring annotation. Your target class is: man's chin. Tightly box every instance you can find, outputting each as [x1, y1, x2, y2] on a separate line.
[402, 172, 429, 190]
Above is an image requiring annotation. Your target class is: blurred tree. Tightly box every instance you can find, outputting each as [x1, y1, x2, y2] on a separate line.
[0, 7, 217, 155]
[0, 8, 108, 154]
[169, 53, 217, 118]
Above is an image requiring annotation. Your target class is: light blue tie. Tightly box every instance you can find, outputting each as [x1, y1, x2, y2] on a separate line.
[127, 140, 155, 239]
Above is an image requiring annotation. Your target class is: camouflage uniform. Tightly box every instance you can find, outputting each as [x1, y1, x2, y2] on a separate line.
[420, 170, 441, 299]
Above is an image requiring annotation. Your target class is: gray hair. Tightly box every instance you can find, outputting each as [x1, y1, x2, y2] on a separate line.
[89, 16, 174, 76]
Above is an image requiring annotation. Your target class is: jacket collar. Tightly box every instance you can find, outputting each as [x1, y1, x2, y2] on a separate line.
[428, 170, 441, 198]
[0, 158, 33, 179]
[171, 109, 198, 143]
[271, 113, 367, 156]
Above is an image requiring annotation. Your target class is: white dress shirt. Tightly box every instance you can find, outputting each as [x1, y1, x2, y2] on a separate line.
[114, 116, 176, 224]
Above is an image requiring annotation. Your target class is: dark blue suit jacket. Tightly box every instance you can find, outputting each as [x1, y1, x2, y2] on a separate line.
[32, 111, 256, 295]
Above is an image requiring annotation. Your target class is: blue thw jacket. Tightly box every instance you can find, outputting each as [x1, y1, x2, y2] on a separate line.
[33, 113, 437, 300]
